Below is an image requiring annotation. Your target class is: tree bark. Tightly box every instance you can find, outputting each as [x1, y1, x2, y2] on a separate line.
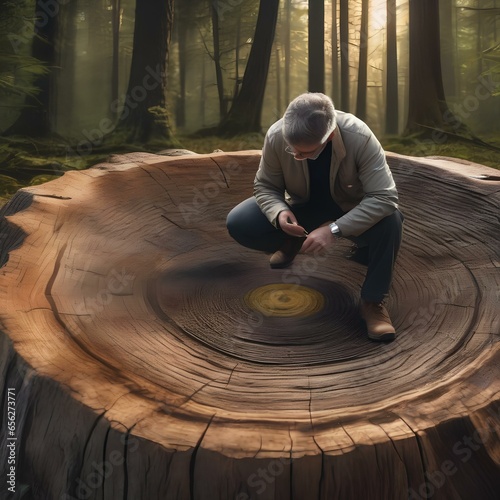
[175, 1, 189, 128]
[339, 0, 349, 111]
[233, 13, 242, 103]
[200, 52, 207, 127]
[1, 151, 499, 499]
[308, 0, 325, 93]
[385, 0, 399, 134]
[439, 0, 457, 99]
[276, 47, 282, 116]
[211, 0, 226, 121]
[404, 0, 456, 134]
[218, 0, 280, 135]
[116, 0, 174, 144]
[54, 0, 78, 134]
[331, 0, 340, 105]
[111, 0, 122, 114]
[284, 0, 292, 106]
[355, 0, 368, 120]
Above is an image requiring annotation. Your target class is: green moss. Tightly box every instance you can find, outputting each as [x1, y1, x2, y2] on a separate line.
[1, 133, 498, 210]
[29, 174, 61, 186]
[0, 174, 23, 195]
[381, 136, 500, 170]
[178, 133, 265, 153]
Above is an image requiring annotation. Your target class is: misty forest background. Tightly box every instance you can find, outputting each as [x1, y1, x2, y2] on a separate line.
[1, 0, 500, 202]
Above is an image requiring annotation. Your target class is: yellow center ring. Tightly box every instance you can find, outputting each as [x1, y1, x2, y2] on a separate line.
[244, 284, 325, 318]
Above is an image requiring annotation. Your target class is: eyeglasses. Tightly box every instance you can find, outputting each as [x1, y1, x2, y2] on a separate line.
[285, 141, 328, 161]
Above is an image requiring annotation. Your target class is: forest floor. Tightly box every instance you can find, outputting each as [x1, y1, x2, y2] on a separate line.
[1, 133, 499, 206]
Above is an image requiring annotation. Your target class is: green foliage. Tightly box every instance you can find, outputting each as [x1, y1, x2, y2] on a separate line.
[481, 42, 500, 96]
[0, 132, 498, 211]
[0, 174, 23, 195]
[0, 0, 43, 107]
[148, 105, 172, 136]
[29, 173, 60, 185]
[0, 0, 50, 130]
[0, 53, 49, 101]
[0, 141, 11, 164]
[0, 135, 107, 184]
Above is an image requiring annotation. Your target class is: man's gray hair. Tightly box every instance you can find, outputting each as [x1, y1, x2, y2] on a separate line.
[282, 92, 337, 146]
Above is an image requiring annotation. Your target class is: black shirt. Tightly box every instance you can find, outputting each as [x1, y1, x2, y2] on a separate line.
[307, 140, 333, 208]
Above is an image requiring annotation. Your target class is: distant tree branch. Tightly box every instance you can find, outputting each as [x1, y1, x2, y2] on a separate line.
[198, 27, 214, 62]
[419, 125, 500, 152]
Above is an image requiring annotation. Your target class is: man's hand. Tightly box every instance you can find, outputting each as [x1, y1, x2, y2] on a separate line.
[300, 226, 336, 254]
[278, 210, 307, 237]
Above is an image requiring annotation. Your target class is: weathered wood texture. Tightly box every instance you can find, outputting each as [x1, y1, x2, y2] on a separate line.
[0, 151, 499, 500]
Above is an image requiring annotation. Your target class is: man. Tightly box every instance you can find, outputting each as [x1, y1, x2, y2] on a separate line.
[226, 93, 403, 341]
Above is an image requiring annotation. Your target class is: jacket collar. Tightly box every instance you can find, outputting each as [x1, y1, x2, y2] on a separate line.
[328, 125, 347, 182]
[331, 125, 346, 164]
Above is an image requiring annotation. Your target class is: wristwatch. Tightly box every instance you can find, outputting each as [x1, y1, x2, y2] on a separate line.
[329, 222, 342, 238]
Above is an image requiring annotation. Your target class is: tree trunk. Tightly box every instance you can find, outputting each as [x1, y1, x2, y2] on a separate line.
[211, 0, 226, 121]
[176, 2, 189, 128]
[355, 0, 368, 120]
[284, 0, 292, 106]
[476, 0, 483, 79]
[405, 0, 456, 134]
[54, 0, 78, 134]
[440, 0, 457, 99]
[111, 0, 121, 115]
[1, 151, 499, 499]
[339, 0, 349, 111]
[218, 0, 280, 135]
[276, 47, 282, 116]
[116, 0, 174, 144]
[200, 53, 207, 127]
[308, 0, 325, 93]
[385, 0, 399, 134]
[233, 13, 242, 103]
[86, 0, 107, 54]
[3, 0, 59, 137]
[331, 0, 340, 105]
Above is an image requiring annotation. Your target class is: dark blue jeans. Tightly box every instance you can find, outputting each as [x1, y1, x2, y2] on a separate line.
[226, 197, 404, 303]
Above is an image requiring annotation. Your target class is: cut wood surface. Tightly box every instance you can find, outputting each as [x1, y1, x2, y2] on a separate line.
[0, 151, 499, 500]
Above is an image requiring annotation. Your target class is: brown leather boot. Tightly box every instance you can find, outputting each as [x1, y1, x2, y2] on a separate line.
[360, 299, 396, 341]
[269, 237, 305, 269]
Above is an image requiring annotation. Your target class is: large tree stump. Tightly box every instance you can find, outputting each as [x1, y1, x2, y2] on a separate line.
[0, 151, 499, 500]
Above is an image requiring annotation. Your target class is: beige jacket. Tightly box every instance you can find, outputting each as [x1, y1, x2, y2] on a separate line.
[253, 111, 398, 237]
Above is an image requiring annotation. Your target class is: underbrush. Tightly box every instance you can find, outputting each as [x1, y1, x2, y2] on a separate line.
[0, 132, 498, 206]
